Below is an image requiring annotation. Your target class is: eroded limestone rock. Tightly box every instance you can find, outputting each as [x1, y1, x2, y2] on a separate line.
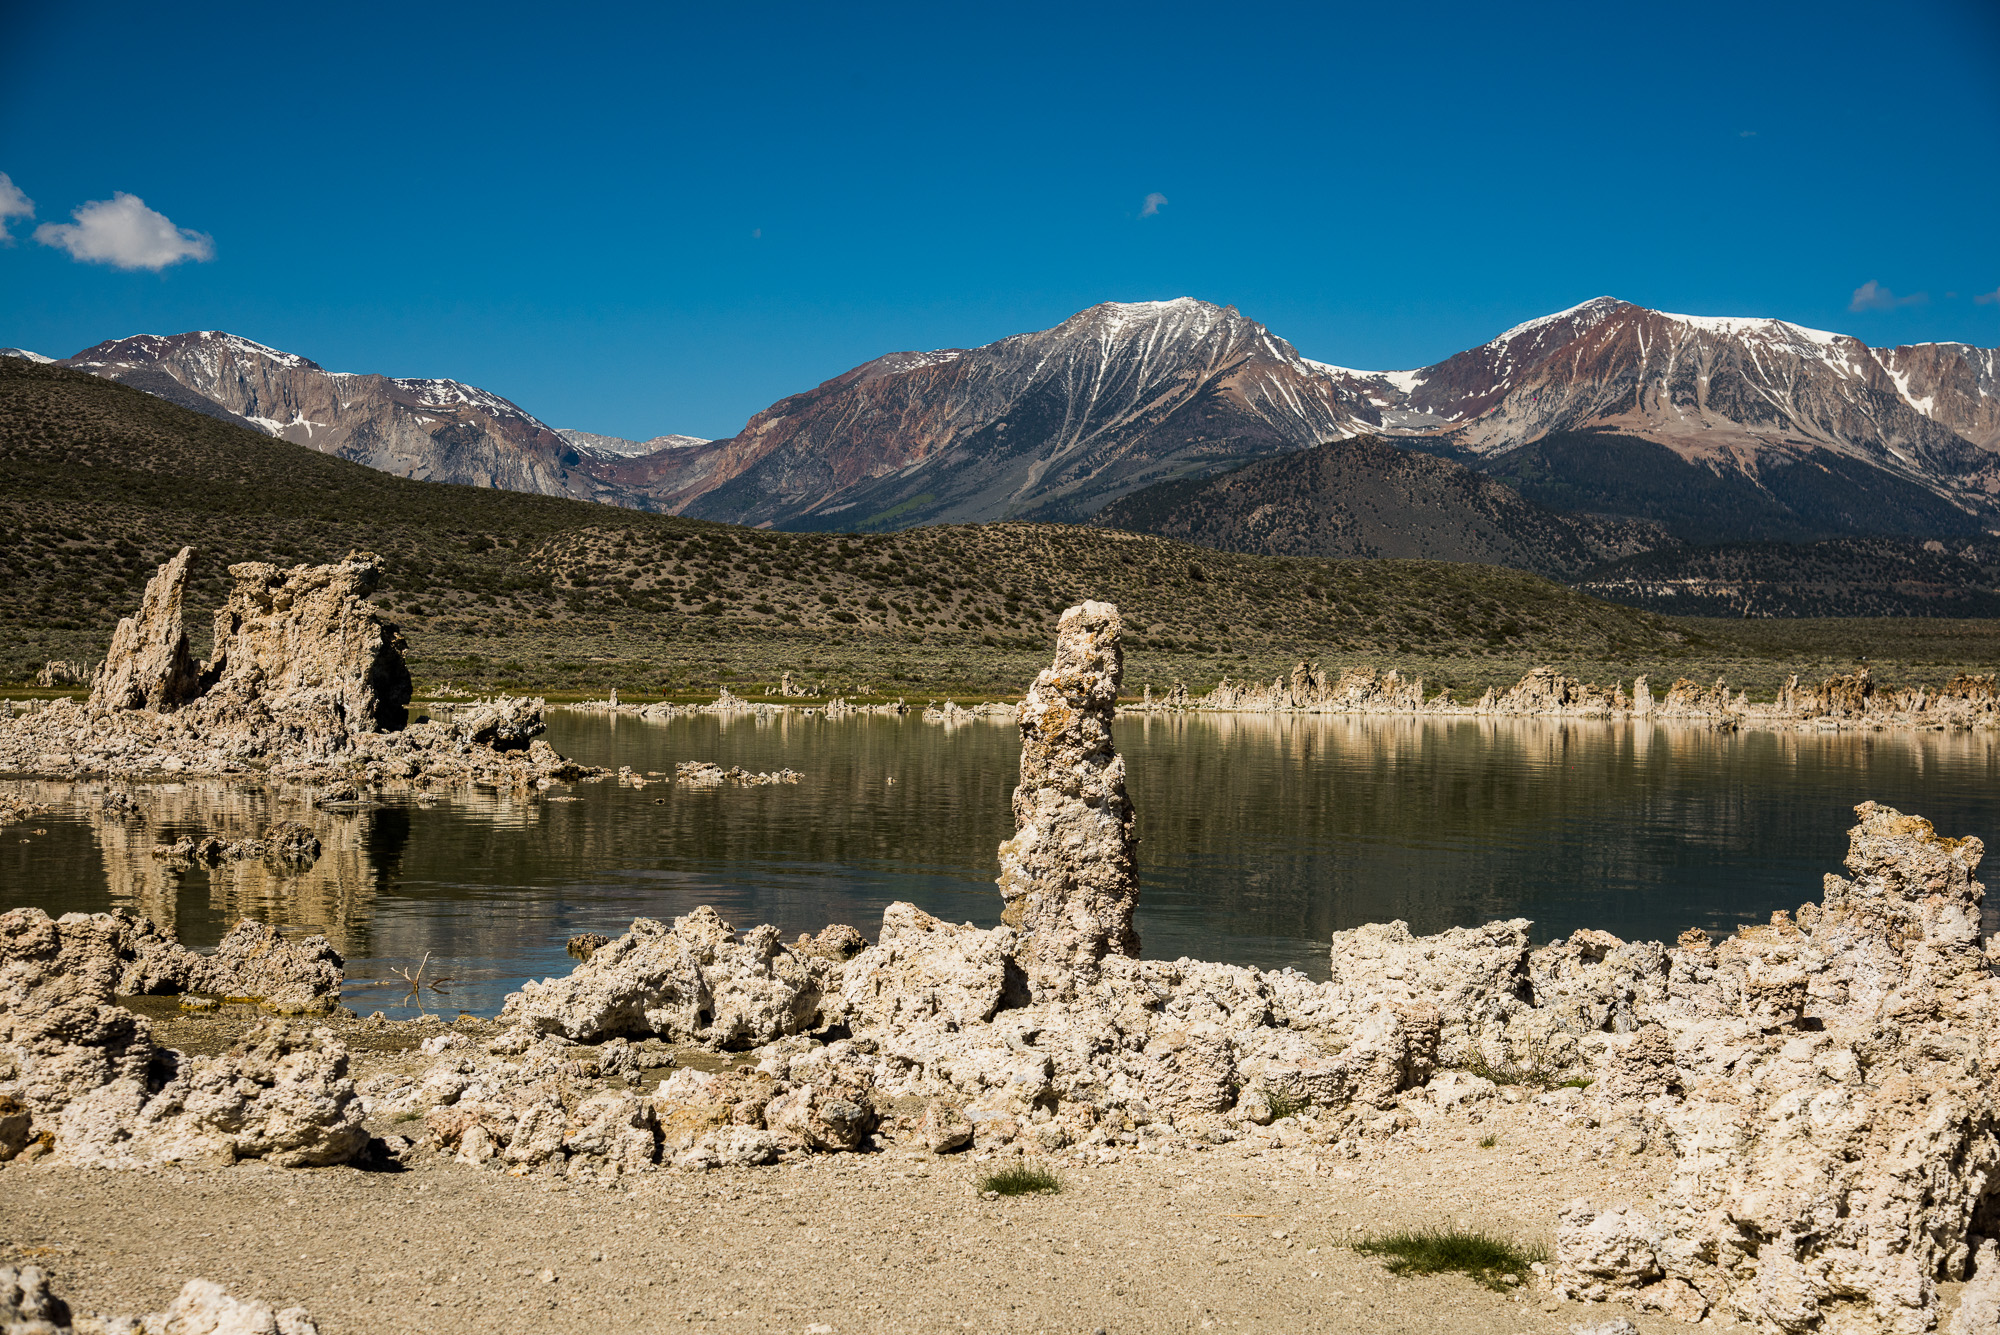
[997, 600, 1138, 999]
[88, 546, 203, 715]
[503, 907, 831, 1046]
[196, 920, 343, 1015]
[0, 1266, 321, 1335]
[1552, 803, 2000, 1334]
[831, 903, 1022, 1031]
[2, 553, 599, 788]
[202, 552, 412, 734]
[0, 908, 159, 1153]
[0, 908, 357, 1164]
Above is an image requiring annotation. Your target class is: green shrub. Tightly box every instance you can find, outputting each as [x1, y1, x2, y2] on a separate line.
[977, 1162, 1062, 1197]
[1352, 1227, 1547, 1290]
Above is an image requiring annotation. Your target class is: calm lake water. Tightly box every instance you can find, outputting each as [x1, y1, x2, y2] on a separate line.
[5, 710, 1997, 1017]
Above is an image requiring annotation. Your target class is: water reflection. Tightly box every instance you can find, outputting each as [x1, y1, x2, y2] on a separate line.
[2, 711, 1994, 1017]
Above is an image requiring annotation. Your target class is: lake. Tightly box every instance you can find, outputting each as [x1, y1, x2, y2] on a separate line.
[5, 709, 1996, 1017]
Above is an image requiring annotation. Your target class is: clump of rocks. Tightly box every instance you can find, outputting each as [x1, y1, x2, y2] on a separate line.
[674, 762, 803, 786]
[0, 906, 361, 1166]
[0, 1264, 319, 1335]
[0, 792, 52, 828]
[366, 603, 2000, 1335]
[1549, 803, 2000, 1332]
[12, 599, 2000, 1335]
[0, 548, 602, 789]
[151, 820, 323, 871]
[34, 659, 89, 689]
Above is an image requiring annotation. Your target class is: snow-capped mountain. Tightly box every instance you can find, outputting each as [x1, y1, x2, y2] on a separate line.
[56, 332, 664, 507]
[1358, 297, 2000, 457]
[656, 298, 1389, 528]
[1336, 297, 2000, 540]
[34, 298, 2000, 539]
[555, 428, 711, 461]
[655, 296, 2000, 534]
[1, 348, 54, 364]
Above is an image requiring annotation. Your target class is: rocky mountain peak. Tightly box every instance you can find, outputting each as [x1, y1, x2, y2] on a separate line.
[69, 330, 324, 375]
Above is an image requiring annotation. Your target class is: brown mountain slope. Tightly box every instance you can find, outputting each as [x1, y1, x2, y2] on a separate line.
[60, 331, 654, 508]
[1091, 436, 1668, 578]
[655, 299, 1381, 529]
[39, 300, 2000, 542]
[659, 297, 2000, 535]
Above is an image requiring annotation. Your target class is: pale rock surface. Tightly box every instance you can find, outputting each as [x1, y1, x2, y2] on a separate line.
[831, 903, 1022, 1031]
[194, 921, 342, 1015]
[0, 1263, 71, 1330]
[201, 552, 412, 734]
[140, 1278, 319, 1335]
[997, 600, 1138, 999]
[1, 553, 598, 787]
[1553, 803, 2000, 1334]
[1950, 1239, 2000, 1335]
[1, 908, 362, 1167]
[0, 1267, 317, 1335]
[503, 907, 833, 1046]
[1324, 918, 1532, 1065]
[0, 908, 158, 1152]
[35, 660, 88, 689]
[88, 547, 203, 714]
[437, 697, 540, 751]
[7, 910, 341, 1016]
[54, 1021, 367, 1169]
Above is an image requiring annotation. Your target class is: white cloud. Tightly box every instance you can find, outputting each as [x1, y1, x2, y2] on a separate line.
[0, 173, 33, 245]
[1975, 286, 2000, 307]
[1140, 191, 1168, 217]
[34, 192, 214, 271]
[1849, 279, 1926, 313]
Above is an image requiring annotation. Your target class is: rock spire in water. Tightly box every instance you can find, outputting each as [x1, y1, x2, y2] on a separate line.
[82, 547, 412, 738]
[88, 545, 201, 713]
[204, 552, 413, 732]
[997, 600, 1138, 999]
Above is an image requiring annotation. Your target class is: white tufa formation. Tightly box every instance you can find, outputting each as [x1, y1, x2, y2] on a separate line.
[997, 600, 1139, 1000]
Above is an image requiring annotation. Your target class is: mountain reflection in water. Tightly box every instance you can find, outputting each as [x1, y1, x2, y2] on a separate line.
[3, 709, 1994, 1018]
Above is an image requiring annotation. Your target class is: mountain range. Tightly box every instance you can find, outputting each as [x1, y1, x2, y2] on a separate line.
[10, 297, 1998, 549]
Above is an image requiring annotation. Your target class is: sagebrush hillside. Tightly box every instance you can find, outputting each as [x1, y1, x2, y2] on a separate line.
[1091, 436, 1665, 578]
[2, 358, 1987, 699]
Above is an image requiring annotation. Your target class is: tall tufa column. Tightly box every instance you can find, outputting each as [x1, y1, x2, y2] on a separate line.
[997, 600, 1139, 999]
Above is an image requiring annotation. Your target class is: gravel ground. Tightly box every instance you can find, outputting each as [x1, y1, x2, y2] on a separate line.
[0, 1008, 1723, 1334]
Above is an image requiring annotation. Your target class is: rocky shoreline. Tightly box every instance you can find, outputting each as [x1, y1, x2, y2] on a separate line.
[1127, 662, 2000, 732]
[3, 592, 1998, 1332]
[482, 664, 2000, 738]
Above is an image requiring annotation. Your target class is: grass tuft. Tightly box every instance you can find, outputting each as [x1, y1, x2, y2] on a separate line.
[977, 1162, 1063, 1197]
[1352, 1226, 1547, 1291]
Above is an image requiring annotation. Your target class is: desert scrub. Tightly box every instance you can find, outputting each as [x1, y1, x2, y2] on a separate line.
[1265, 1088, 1309, 1120]
[1456, 1034, 1581, 1090]
[977, 1162, 1063, 1196]
[1351, 1227, 1548, 1291]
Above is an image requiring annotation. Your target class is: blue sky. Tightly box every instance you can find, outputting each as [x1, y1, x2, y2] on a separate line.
[3, 0, 1996, 441]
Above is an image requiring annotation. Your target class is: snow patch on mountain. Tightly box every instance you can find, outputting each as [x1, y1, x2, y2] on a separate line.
[558, 428, 711, 460]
